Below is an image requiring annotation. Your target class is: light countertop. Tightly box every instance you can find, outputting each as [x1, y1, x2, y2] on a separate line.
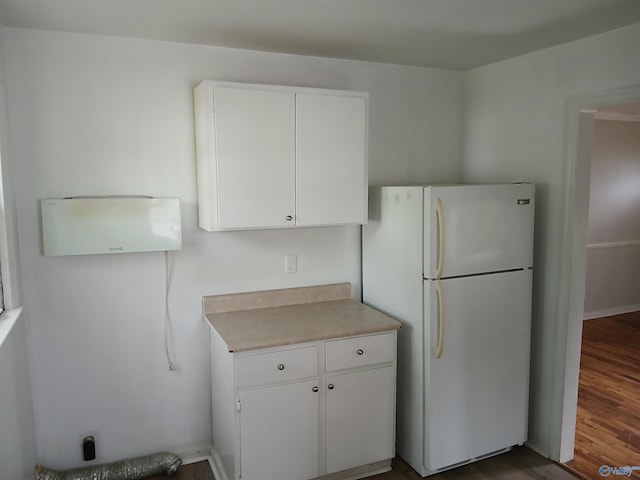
[203, 284, 401, 352]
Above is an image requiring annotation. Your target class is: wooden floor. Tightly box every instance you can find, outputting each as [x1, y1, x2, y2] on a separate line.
[147, 461, 214, 480]
[157, 447, 577, 480]
[373, 448, 577, 479]
[563, 311, 640, 479]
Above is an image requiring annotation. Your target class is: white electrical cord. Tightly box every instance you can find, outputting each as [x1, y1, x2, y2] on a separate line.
[164, 250, 177, 371]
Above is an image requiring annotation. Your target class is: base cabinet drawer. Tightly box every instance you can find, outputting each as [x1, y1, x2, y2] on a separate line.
[238, 346, 318, 388]
[326, 332, 394, 371]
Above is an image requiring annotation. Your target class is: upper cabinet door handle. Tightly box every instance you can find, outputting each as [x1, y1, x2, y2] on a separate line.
[286, 215, 293, 221]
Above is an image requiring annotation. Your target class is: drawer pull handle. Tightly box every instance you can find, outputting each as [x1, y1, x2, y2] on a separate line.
[312, 386, 319, 393]
[357, 349, 364, 355]
[277, 364, 285, 371]
[328, 384, 335, 390]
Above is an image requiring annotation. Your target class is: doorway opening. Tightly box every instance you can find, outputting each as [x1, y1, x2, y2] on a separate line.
[561, 102, 640, 479]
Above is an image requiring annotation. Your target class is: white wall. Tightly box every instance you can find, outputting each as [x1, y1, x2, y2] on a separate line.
[0, 312, 38, 480]
[0, 27, 38, 480]
[584, 119, 640, 318]
[3, 28, 463, 468]
[463, 23, 640, 459]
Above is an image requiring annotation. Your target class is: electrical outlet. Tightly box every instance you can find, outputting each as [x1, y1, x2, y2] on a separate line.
[83, 436, 96, 461]
[285, 255, 297, 274]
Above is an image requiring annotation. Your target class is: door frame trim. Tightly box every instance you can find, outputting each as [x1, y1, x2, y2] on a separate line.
[552, 84, 640, 462]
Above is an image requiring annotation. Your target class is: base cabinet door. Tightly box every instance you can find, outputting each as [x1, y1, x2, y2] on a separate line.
[325, 366, 395, 474]
[239, 380, 320, 480]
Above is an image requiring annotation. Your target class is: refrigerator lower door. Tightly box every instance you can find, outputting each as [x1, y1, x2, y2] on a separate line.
[424, 269, 532, 473]
[424, 184, 535, 278]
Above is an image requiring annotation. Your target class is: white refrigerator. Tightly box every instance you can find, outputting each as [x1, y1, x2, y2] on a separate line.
[362, 184, 534, 476]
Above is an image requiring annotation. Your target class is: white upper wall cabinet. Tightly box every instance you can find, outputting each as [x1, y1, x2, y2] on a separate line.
[194, 81, 368, 231]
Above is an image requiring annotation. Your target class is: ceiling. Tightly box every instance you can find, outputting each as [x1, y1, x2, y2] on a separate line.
[1, 0, 639, 70]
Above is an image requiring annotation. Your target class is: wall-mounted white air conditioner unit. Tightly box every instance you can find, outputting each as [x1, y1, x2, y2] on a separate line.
[41, 197, 182, 256]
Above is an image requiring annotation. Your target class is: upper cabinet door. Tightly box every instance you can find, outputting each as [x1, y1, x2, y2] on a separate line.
[214, 86, 296, 229]
[295, 93, 368, 226]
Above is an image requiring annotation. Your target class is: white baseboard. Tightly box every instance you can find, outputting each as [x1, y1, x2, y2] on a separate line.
[209, 450, 230, 480]
[207, 450, 390, 480]
[583, 304, 640, 320]
[175, 444, 214, 465]
[524, 440, 552, 460]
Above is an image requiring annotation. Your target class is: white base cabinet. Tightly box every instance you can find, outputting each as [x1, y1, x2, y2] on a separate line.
[209, 330, 397, 480]
[194, 81, 368, 231]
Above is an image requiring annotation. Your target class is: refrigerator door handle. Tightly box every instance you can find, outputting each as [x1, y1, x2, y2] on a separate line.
[435, 197, 445, 279]
[435, 280, 445, 359]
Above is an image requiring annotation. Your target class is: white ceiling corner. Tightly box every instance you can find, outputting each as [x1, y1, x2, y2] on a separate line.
[0, 0, 639, 70]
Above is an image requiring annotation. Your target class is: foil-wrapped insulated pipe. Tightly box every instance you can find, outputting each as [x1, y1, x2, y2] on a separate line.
[34, 452, 183, 480]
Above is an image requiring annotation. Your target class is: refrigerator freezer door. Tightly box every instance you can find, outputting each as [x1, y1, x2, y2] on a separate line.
[424, 184, 534, 278]
[424, 269, 532, 472]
